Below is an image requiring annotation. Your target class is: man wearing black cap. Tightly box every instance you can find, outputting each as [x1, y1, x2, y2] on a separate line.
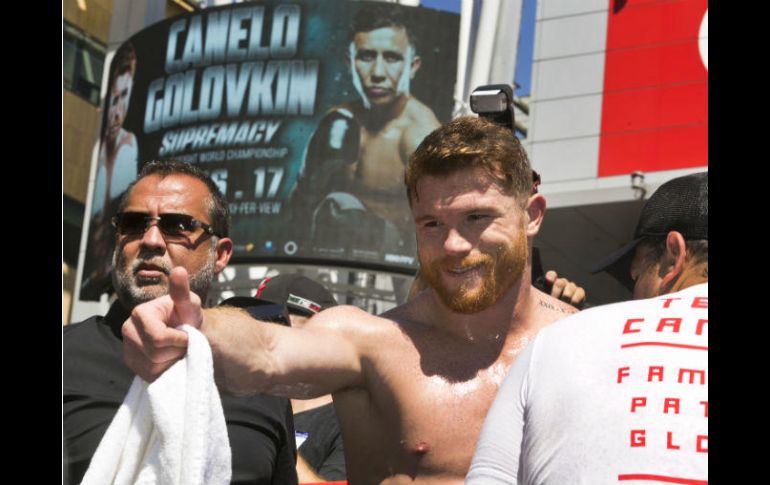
[468, 172, 708, 484]
[591, 171, 708, 298]
[255, 274, 347, 483]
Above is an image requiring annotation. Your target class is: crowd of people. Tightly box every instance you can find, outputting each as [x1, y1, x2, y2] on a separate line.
[64, 7, 706, 484]
[64, 123, 707, 484]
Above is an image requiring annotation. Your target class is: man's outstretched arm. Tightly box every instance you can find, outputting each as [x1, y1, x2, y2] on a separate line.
[123, 267, 365, 398]
[202, 302, 365, 398]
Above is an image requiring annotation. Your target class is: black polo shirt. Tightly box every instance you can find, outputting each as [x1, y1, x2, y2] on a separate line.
[63, 302, 297, 485]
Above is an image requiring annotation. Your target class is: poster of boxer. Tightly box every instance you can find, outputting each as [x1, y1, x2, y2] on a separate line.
[79, 0, 459, 300]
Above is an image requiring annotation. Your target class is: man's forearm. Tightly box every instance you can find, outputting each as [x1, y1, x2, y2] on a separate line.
[201, 305, 364, 400]
[202, 306, 278, 396]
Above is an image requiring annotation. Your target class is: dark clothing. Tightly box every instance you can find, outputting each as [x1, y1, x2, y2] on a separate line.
[63, 302, 298, 485]
[294, 403, 346, 480]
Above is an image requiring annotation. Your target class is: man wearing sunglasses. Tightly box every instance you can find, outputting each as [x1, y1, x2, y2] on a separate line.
[63, 161, 298, 484]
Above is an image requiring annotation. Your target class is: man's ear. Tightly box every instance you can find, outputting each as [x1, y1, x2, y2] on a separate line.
[214, 237, 234, 274]
[410, 55, 422, 79]
[525, 193, 546, 237]
[657, 231, 687, 294]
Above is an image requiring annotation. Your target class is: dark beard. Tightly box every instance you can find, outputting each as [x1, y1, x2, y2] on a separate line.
[111, 247, 216, 309]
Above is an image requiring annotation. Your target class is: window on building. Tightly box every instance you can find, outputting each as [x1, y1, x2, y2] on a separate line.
[63, 21, 106, 106]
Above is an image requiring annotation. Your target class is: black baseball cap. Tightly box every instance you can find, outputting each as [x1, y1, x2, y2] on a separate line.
[591, 172, 708, 290]
[255, 274, 338, 316]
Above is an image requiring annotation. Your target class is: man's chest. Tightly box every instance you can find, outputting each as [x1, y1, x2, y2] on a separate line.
[387, 366, 503, 435]
[359, 345, 510, 468]
[356, 126, 407, 175]
[63, 327, 133, 402]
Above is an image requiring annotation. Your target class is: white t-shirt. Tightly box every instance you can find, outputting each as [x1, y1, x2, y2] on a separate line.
[467, 283, 708, 485]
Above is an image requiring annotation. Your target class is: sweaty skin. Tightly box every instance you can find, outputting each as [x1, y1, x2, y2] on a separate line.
[199, 283, 573, 484]
[124, 168, 577, 484]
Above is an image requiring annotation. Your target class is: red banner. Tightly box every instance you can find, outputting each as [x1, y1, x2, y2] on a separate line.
[598, 0, 708, 176]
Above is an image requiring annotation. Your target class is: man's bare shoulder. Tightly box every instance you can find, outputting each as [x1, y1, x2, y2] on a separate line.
[316, 300, 434, 338]
[309, 304, 404, 338]
[399, 97, 441, 156]
[118, 128, 137, 149]
[404, 96, 440, 127]
[531, 286, 580, 323]
[379, 295, 436, 336]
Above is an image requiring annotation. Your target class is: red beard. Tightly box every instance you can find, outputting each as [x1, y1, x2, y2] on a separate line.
[421, 232, 528, 314]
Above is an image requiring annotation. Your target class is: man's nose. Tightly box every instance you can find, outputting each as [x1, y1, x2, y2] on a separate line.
[139, 223, 167, 251]
[443, 228, 472, 255]
[372, 55, 386, 78]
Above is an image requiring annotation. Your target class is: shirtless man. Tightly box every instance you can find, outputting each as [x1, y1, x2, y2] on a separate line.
[94, 41, 139, 220]
[123, 117, 577, 484]
[290, 4, 440, 254]
[86, 41, 140, 286]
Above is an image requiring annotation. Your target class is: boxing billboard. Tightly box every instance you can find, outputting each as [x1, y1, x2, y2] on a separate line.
[79, 0, 459, 300]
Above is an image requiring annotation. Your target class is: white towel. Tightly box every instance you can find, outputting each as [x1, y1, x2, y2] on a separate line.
[81, 324, 231, 485]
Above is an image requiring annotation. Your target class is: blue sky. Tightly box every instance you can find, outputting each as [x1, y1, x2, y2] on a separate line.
[420, 0, 535, 96]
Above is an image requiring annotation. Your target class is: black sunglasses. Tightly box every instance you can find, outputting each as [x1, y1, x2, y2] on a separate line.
[111, 212, 222, 240]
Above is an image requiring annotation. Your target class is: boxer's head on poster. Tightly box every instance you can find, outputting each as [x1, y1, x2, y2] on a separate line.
[106, 41, 137, 144]
[348, 4, 420, 110]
